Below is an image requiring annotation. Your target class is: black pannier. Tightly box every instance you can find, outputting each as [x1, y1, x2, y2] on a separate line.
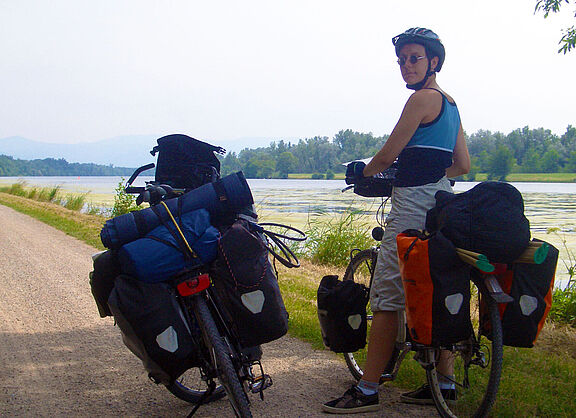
[426, 181, 531, 263]
[89, 250, 121, 318]
[107, 275, 198, 385]
[480, 240, 558, 348]
[317, 275, 369, 353]
[151, 134, 226, 190]
[210, 217, 289, 348]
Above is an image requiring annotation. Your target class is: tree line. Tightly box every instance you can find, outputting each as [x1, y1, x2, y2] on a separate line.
[220, 125, 576, 180]
[1, 125, 575, 180]
[0, 155, 135, 177]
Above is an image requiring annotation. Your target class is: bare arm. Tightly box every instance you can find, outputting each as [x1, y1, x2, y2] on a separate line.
[363, 90, 441, 177]
[445, 124, 470, 178]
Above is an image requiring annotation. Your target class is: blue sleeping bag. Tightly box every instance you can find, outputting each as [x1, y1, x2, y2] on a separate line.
[101, 171, 253, 249]
[118, 208, 219, 283]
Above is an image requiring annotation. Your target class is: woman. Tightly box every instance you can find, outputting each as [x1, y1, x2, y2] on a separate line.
[323, 27, 470, 414]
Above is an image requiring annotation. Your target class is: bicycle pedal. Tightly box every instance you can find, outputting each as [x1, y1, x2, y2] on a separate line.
[249, 374, 272, 393]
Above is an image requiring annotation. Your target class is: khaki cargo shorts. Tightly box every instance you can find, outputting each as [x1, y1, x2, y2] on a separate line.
[370, 177, 453, 312]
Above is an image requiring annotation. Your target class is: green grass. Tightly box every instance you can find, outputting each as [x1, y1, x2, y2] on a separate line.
[1, 189, 575, 416]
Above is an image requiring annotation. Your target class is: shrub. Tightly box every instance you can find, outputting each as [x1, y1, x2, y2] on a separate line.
[111, 179, 139, 217]
[550, 287, 576, 326]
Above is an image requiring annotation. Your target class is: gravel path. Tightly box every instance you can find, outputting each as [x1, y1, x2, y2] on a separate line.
[0, 204, 436, 417]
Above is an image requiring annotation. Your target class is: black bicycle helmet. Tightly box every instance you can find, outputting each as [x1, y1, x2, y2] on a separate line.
[392, 27, 445, 90]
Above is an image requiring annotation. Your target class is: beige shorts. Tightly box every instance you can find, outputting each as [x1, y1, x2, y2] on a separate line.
[370, 177, 453, 312]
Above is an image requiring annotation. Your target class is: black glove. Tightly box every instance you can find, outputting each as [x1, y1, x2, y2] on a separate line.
[345, 161, 366, 185]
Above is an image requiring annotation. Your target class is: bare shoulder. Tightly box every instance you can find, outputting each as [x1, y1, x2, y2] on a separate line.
[406, 89, 443, 116]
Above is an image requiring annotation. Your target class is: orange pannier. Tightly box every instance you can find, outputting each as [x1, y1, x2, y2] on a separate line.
[397, 230, 473, 346]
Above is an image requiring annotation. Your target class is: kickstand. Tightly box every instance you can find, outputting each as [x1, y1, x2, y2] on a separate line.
[187, 380, 216, 418]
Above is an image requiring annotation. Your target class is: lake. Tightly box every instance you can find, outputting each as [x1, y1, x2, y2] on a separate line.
[1, 176, 574, 288]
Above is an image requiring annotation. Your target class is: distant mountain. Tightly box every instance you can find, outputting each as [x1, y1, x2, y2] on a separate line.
[0, 135, 282, 168]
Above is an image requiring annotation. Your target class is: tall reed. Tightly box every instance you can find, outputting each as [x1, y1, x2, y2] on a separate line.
[303, 209, 374, 267]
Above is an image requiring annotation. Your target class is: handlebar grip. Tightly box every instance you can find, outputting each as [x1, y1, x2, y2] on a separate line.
[125, 186, 145, 194]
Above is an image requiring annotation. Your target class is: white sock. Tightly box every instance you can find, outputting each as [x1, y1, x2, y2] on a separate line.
[356, 380, 379, 396]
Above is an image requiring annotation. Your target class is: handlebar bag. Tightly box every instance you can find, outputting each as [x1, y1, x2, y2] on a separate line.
[118, 208, 219, 283]
[107, 275, 199, 385]
[425, 181, 531, 263]
[397, 229, 473, 346]
[317, 275, 369, 353]
[210, 218, 289, 348]
[479, 239, 558, 347]
[152, 134, 226, 190]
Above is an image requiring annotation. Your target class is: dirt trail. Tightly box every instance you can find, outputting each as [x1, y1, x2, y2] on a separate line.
[0, 204, 436, 417]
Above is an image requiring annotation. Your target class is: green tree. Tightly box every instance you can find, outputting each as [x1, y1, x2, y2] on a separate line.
[276, 151, 298, 176]
[523, 148, 543, 172]
[488, 145, 515, 181]
[565, 151, 576, 172]
[541, 149, 561, 172]
[535, 0, 576, 53]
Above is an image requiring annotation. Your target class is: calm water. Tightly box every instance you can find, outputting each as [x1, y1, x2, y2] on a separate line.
[1, 176, 574, 231]
[2, 176, 574, 287]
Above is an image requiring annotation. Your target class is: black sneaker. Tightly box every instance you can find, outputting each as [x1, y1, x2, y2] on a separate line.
[400, 384, 456, 405]
[322, 385, 379, 414]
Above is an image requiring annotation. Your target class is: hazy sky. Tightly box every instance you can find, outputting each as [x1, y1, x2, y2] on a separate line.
[1, 0, 575, 146]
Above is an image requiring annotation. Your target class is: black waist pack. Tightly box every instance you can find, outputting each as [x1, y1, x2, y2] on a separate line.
[210, 217, 289, 348]
[317, 275, 369, 353]
[107, 275, 199, 385]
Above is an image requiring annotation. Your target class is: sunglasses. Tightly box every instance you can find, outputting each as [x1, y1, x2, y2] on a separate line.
[397, 55, 426, 66]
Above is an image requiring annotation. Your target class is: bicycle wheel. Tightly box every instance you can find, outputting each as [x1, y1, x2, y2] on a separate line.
[193, 295, 252, 418]
[165, 367, 226, 404]
[342, 249, 379, 381]
[426, 282, 503, 418]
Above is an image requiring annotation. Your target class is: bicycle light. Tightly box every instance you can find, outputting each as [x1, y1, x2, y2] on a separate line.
[177, 274, 211, 296]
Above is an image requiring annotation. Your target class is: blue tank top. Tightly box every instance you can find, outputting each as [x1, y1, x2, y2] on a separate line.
[394, 89, 461, 187]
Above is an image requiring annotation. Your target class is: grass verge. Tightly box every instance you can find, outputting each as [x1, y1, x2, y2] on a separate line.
[2, 192, 575, 415]
[0, 192, 105, 250]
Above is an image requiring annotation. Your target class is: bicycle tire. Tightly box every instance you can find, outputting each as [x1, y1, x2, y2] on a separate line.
[165, 368, 226, 404]
[193, 295, 253, 418]
[342, 249, 379, 382]
[426, 282, 503, 418]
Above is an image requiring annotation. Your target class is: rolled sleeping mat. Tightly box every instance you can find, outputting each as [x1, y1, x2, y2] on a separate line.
[101, 171, 253, 249]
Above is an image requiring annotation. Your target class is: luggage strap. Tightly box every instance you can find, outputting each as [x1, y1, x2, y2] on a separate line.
[157, 201, 199, 259]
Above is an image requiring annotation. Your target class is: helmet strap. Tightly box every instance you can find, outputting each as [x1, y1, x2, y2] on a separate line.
[406, 60, 434, 91]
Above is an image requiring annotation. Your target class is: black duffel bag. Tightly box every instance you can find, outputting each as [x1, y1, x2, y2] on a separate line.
[317, 275, 369, 353]
[210, 217, 289, 348]
[426, 181, 531, 263]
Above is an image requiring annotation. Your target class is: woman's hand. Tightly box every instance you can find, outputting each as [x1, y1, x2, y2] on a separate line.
[345, 161, 367, 184]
